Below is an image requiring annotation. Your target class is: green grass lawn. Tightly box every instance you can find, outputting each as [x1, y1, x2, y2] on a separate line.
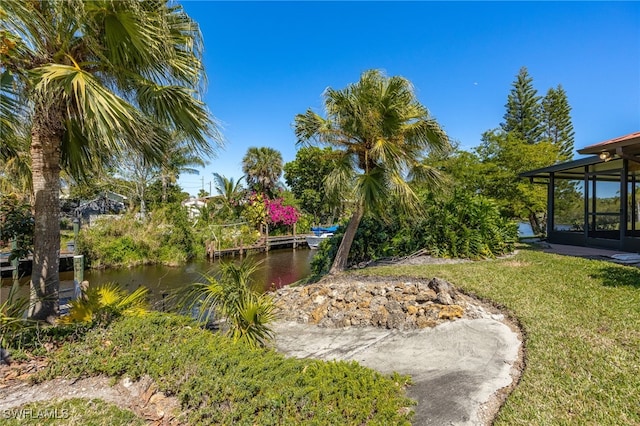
[358, 245, 640, 425]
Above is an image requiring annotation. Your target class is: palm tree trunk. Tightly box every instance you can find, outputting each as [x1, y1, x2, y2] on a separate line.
[29, 104, 64, 323]
[161, 173, 167, 204]
[329, 205, 364, 274]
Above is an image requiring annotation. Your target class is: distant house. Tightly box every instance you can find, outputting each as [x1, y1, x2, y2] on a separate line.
[521, 131, 640, 252]
[74, 191, 128, 225]
[182, 197, 207, 219]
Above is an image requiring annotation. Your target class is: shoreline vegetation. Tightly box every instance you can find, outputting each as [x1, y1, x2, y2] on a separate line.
[1, 245, 638, 424]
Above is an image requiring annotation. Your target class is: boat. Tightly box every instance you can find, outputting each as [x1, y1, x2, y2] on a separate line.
[306, 233, 333, 249]
[306, 226, 338, 249]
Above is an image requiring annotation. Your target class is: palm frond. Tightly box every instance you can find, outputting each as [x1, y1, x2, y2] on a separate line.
[356, 167, 388, 215]
[325, 153, 356, 203]
[59, 282, 149, 325]
[136, 82, 216, 156]
[408, 163, 448, 191]
[0, 72, 24, 152]
[294, 109, 332, 145]
[177, 257, 275, 347]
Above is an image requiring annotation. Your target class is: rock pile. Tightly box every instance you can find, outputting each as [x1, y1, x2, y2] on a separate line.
[272, 275, 469, 330]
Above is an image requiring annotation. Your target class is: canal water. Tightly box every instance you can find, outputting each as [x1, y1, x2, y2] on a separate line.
[1, 248, 315, 306]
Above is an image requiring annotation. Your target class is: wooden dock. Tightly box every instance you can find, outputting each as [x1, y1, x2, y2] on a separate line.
[1, 253, 76, 279]
[208, 234, 312, 259]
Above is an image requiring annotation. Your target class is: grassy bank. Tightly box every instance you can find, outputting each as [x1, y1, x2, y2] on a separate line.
[358, 246, 640, 425]
[2, 399, 144, 426]
[33, 313, 414, 425]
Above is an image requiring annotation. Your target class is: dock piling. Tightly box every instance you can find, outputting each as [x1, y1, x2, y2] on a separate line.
[10, 239, 18, 285]
[73, 255, 84, 298]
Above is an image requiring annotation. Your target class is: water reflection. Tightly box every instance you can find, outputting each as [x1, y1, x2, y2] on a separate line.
[1, 248, 315, 306]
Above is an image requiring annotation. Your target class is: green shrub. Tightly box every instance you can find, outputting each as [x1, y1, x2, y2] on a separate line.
[206, 223, 261, 250]
[310, 235, 340, 276]
[40, 312, 414, 425]
[77, 205, 202, 268]
[8, 323, 90, 357]
[311, 191, 517, 274]
[418, 191, 517, 259]
[0, 193, 33, 260]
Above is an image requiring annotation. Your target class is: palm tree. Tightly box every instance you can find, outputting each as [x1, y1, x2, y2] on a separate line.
[159, 134, 210, 204]
[181, 257, 276, 348]
[295, 69, 450, 273]
[241, 147, 283, 196]
[213, 172, 244, 216]
[1, 0, 219, 322]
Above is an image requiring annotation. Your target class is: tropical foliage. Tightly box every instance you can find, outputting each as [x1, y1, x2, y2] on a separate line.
[241, 192, 269, 231]
[476, 129, 559, 232]
[311, 191, 517, 275]
[59, 283, 149, 327]
[1, 0, 218, 321]
[415, 192, 517, 258]
[78, 204, 200, 268]
[284, 146, 341, 224]
[158, 135, 209, 204]
[180, 258, 276, 348]
[0, 193, 34, 260]
[295, 69, 449, 273]
[211, 172, 245, 219]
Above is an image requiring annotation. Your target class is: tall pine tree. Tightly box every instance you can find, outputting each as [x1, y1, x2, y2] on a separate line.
[541, 85, 575, 161]
[501, 67, 543, 144]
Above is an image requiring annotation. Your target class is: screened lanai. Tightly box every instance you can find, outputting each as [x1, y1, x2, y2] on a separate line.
[521, 131, 640, 252]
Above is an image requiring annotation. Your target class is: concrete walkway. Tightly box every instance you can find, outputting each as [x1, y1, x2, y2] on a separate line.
[272, 318, 521, 425]
[539, 242, 640, 265]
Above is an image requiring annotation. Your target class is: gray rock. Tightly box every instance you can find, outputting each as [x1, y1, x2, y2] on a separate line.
[428, 277, 455, 295]
[429, 277, 456, 305]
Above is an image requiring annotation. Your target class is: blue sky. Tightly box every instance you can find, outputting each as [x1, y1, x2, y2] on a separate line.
[178, 1, 640, 196]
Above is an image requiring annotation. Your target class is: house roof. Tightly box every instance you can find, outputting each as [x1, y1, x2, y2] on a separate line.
[520, 156, 618, 180]
[578, 131, 640, 156]
[521, 130, 640, 181]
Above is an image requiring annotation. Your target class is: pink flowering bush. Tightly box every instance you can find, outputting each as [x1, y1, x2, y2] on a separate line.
[266, 197, 299, 226]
